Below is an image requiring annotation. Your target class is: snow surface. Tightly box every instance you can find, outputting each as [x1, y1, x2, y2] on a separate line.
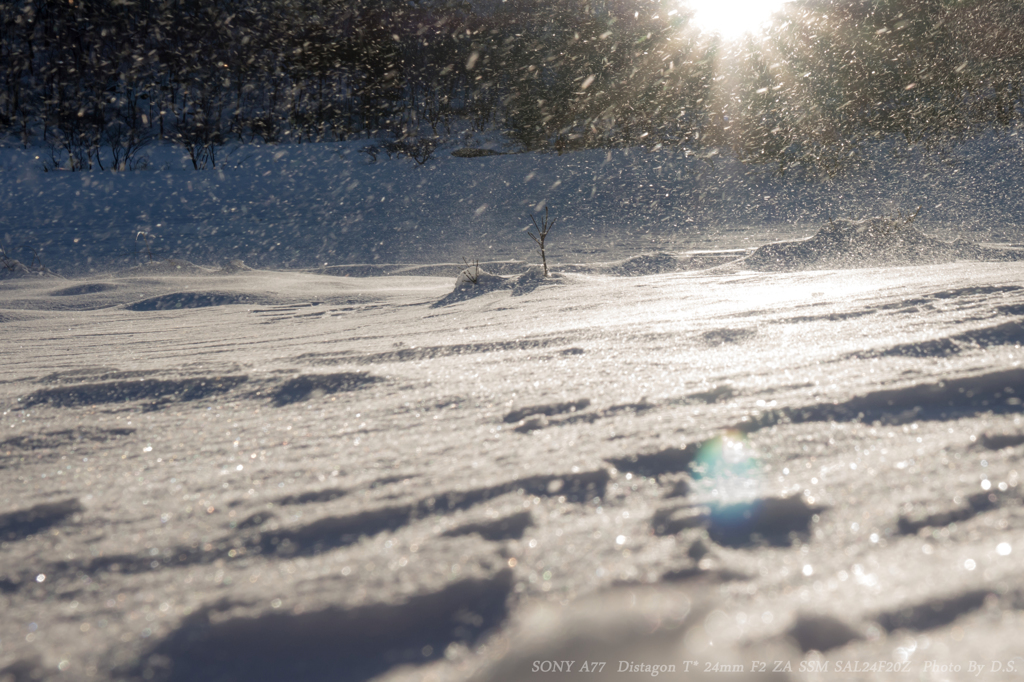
[4, 128, 1024, 275]
[3, 139, 1024, 682]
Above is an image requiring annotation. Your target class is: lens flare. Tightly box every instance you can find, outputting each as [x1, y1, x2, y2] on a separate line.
[691, 430, 758, 481]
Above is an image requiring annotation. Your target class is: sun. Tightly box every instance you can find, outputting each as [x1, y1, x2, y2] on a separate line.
[685, 0, 789, 40]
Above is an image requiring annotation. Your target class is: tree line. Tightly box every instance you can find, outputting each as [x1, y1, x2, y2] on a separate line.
[1, 0, 1021, 174]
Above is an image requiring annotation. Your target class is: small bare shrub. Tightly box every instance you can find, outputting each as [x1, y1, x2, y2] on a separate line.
[134, 231, 156, 261]
[359, 145, 380, 163]
[527, 207, 556, 277]
[377, 136, 437, 165]
[0, 243, 15, 271]
[461, 257, 481, 284]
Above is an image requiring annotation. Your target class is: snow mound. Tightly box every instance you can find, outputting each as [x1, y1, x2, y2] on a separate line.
[49, 282, 117, 296]
[432, 267, 512, 307]
[433, 265, 565, 307]
[511, 265, 566, 294]
[606, 252, 691, 276]
[743, 217, 1024, 272]
[558, 251, 740, 276]
[454, 267, 509, 290]
[219, 259, 254, 273]
[125, 292, 256, 311]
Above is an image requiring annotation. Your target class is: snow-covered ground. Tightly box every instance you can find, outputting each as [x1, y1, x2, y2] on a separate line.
[3, 129, 1024, 275]
[3, 137, 1024, 682]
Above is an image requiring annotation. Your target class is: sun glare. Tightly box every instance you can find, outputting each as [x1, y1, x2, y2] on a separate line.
[686, 0, 788, 40]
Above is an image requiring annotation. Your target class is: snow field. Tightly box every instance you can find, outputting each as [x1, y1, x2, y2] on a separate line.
[3, 254, 1024, 680]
